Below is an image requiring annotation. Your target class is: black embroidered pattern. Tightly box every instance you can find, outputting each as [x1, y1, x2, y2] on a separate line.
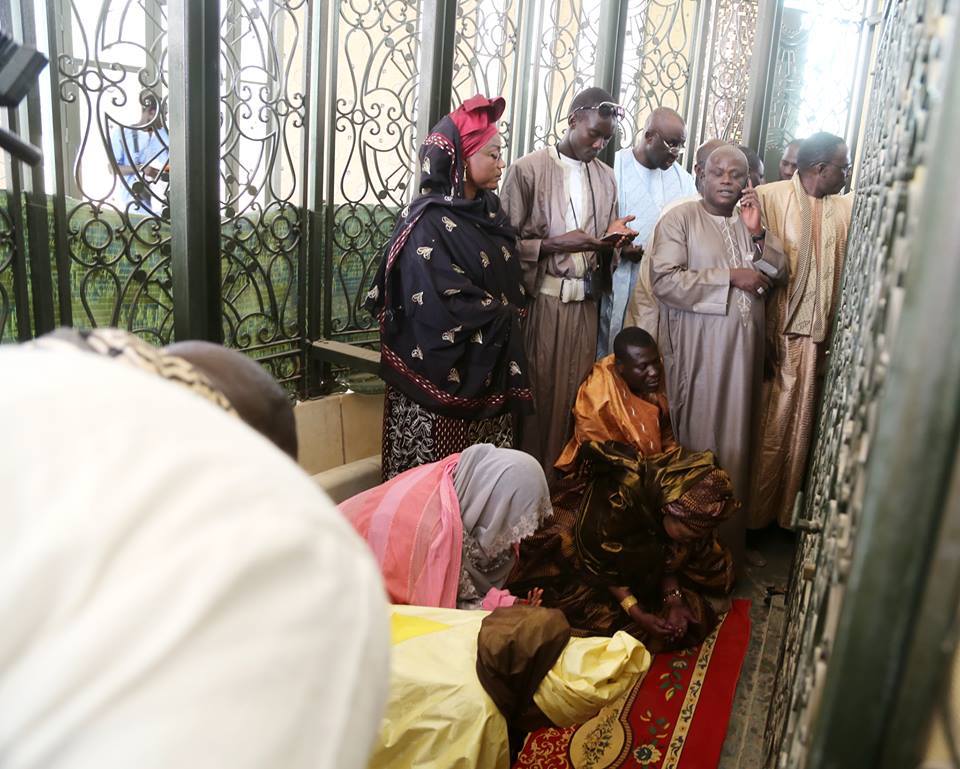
[365, 114, 532, 420]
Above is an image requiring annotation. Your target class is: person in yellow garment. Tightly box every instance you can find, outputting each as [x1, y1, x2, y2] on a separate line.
[749, 132, 854, 528]
[374, 604, 651, 769]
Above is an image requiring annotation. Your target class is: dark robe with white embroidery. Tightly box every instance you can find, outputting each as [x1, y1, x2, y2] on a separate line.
[365, 115, 532, 478]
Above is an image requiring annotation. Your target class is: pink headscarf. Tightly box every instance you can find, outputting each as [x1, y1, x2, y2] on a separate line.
[339, 454, 463, 608]
[450, 94, 506, 158]
[339, 446, 551, 610]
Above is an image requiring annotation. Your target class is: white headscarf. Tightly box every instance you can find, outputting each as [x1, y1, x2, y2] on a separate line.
[0, 348, 389, 769]
[452, 444, 552, 599]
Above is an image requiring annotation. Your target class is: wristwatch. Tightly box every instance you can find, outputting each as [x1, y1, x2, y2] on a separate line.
[751, 229, 766, 242]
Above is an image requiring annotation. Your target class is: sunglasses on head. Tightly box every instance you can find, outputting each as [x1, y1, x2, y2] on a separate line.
[569, 101, 625, 121]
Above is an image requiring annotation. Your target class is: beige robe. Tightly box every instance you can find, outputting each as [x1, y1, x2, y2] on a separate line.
[749, 177, 853, 528]
[650, 200, 787, 563]
[624, 193, 700, 341]
[500, 147, 619, 482]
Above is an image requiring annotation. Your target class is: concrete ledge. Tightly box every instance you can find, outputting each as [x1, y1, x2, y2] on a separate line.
[310, 339, 381, 374]
[312, 454, 382, 504]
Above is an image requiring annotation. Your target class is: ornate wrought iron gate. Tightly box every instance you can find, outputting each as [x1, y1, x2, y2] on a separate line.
[764, 1, 960, 766]
[1, 0, 772, 392]
[0, 0, 310, 389]
[1, 0, 879, 394]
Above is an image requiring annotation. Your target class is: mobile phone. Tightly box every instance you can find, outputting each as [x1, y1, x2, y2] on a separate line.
[601, 231, 635, 244]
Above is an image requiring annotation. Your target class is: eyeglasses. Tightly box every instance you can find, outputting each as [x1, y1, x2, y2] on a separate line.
[657, 134, 686, 154]
[823, 161, 853, 175]
[569, 101, 625, 121]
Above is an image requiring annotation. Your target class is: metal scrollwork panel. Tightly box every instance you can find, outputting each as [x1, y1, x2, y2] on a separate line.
[0, 192, 20, 342]
[326, 0, 420, 345]
[618, 0, 699, 148]
[764, 2, 871, 159]
[698, 0, 758, 143]
[528, 0, 600, 150]
[53, 0, 174, 344]
[764, 11, 807, 154]
[218, 0, 308, 388]
[451, 0, 519, 162]
[764, 1, 955, 766]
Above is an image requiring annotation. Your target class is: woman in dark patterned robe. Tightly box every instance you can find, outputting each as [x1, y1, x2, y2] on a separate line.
[365, 95, 532, 479]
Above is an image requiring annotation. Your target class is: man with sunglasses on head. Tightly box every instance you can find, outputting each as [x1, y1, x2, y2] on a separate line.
[599, 107, 697, 358]
[748, 131, 854, 532]
[500, 87, 637, 483]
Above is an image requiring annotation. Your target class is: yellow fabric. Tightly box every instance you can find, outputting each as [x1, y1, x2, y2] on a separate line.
[374, 606, 652, 768]
[533, 630, 651, 727]
[555, 355, 672, 473]
[390, 613, 451, 645]
[371, 606, 510, 769]
[756, 177, 853, 342]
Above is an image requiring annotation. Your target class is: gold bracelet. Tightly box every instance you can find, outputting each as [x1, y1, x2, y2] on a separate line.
[620, 595, 638, 613]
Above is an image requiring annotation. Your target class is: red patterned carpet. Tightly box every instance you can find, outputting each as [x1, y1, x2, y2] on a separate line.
[515, 600, 751, 769]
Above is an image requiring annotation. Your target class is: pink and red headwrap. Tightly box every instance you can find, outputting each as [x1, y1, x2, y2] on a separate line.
[450, 94, 506, 158]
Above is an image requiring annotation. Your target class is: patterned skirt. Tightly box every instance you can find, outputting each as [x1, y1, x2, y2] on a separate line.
[381, 385, 515, 481]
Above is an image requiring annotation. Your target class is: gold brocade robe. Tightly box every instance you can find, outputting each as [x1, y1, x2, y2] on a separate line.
[750, 176, 854, 528]
[554, 354, 674, 474]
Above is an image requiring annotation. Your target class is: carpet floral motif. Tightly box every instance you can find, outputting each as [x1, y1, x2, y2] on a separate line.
[514, 600, 751, 769]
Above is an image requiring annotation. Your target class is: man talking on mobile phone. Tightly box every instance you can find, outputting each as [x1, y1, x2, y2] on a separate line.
[649, 145, 787, 569]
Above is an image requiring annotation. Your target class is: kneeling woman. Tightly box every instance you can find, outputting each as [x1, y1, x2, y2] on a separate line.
[508, 441, 736, 651]
[339, 445, 550, 609]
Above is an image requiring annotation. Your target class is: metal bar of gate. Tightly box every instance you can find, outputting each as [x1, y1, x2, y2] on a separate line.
[168, 0, 222, 342]
[596, 0, 629, 163]
[515, 0, 546, 158]
[414, 0, 458, 155]
[318, 0, 339, 390]
[1, 0, 32, 341]
[16, 0, 56, 336]
[683, 0, 713, 172]
[742, 0, 782, 153]
[303, 0, 329, 396]
[2, 112, 32, 342]
[44, 0, 73, 328]
[845, 6, 880, 190]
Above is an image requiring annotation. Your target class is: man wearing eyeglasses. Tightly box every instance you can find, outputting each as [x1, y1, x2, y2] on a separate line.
[599, 108, 697, 359]
[500, 87, 637, 482]
[749, 131, 854, 531]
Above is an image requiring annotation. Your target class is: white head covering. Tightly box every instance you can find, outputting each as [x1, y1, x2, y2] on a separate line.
[452, 445, 552, 599]
[0, 348, 389, 769]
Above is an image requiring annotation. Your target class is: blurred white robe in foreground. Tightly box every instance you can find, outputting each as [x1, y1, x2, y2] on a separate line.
[0, 348, 389, 769]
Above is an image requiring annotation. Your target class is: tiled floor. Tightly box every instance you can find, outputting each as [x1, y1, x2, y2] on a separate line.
[718, 528, 796, 769]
